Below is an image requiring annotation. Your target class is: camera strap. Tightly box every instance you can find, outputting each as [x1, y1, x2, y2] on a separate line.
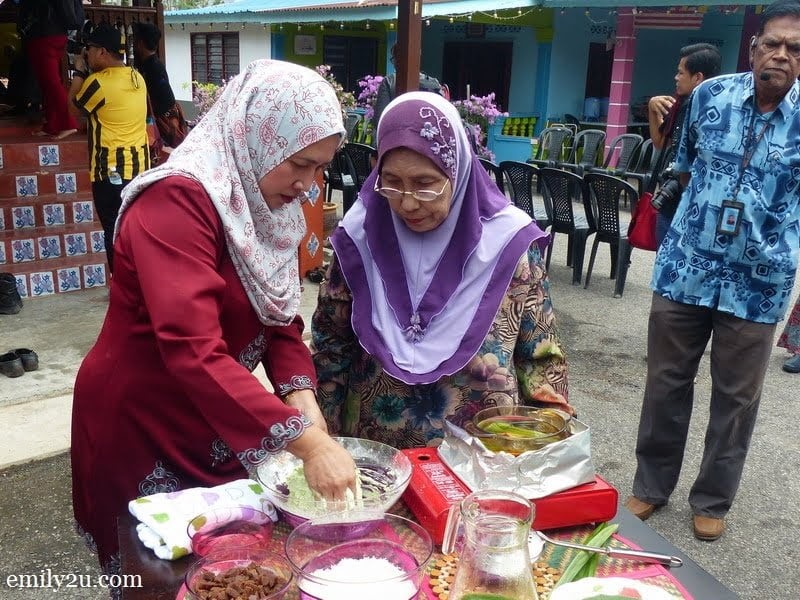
[648, 148, 670, 194]
[647, 98, 687, 195]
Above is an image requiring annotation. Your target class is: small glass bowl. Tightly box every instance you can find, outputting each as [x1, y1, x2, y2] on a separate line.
[285, 513, 432, 600]
[466, 406, 571, 455]
[187, 506, 274, 557]
[184, 547, 292, 600]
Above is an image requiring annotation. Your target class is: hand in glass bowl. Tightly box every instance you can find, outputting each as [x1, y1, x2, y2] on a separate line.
[255, 437, 412, 527]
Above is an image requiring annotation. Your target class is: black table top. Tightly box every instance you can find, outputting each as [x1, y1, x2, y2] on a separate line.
[607, 504, 737, 599]
[118, 499, 737, 600]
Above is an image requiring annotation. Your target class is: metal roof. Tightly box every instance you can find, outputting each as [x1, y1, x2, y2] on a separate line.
[166, 0, 395, 22]
[166, 0, 756, 22]
[166, 0, 389, 18]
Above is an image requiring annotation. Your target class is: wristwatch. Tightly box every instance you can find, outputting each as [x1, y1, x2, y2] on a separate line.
[71, 69, 89, 80]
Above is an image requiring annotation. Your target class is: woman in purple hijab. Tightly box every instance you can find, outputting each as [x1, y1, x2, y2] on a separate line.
[312, 92, 572, 448]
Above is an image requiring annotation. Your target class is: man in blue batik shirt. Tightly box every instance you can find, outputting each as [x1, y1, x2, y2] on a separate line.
[626, 0, 800, 542]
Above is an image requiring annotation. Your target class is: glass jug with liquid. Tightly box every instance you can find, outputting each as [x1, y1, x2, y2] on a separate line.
[442, 489, 538, 600]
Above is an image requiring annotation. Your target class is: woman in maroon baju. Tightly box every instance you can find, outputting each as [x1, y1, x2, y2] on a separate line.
[71, 60, 356, 579]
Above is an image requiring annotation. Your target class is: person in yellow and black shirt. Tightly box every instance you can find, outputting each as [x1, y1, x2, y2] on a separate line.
[68, 23, 148, 273]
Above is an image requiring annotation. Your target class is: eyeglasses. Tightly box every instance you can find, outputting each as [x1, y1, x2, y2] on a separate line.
[374, 179, 449, 202]
[756, 37, 800, 59]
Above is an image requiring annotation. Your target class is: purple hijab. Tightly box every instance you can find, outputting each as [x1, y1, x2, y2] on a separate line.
[331, 92, 548, 384]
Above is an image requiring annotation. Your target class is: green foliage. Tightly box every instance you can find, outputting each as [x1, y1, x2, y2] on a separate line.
[164, 0, 225, 10]
[185, 64, 357, 128]
[188, 80, 225, 125]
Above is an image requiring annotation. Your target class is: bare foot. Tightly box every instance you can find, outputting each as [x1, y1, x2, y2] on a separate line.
[51, 129, 77, 140]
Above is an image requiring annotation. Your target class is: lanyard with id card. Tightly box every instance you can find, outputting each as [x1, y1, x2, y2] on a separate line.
[717, 199, 745, 236]
[717, 108, 775, 237]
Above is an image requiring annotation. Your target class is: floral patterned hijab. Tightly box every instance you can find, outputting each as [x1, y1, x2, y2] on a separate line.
[332, 92, 548, 384]
[117, 59, 345, 326]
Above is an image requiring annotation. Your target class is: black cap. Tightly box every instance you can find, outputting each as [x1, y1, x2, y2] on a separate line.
[85, 24, 125, 56]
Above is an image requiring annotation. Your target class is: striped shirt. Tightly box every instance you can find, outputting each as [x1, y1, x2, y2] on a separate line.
[74, 66, 149, 182]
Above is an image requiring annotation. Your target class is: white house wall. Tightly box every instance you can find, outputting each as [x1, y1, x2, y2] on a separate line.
[240, 27, 272, 73]
[164, 24, 272, 103]
[165, 30, 193, 102]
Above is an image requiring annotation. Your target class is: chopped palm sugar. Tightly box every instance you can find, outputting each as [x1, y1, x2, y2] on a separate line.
[189, 562, 287, 599]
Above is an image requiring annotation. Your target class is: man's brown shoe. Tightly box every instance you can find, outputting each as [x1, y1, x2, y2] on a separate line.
[624, 496, 657, 520]
[693, 515, 725, 541]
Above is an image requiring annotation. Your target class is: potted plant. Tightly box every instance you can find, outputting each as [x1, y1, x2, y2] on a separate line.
[315, 65, 356, 117]
[452, 93, 507, 161]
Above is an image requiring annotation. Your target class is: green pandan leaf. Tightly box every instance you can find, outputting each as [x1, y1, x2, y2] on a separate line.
[249, 483, 263, 494]
[151, 513, 170, 523]
[481, 421, 549, 439]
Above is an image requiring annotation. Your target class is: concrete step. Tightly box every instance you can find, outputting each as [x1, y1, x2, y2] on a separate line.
[2, 220, 103, 247]
[0, 134, 89, 173]
[0, 394, 73, 470]
[0, 191, 107, 294]
[0, 117, 43, 138]
[1, 221, 106, 261]
[1, 259, 107, 297]
[0, 118, 99, 295]
[0, 168, 90, 199]
[1, 191, 96, 233]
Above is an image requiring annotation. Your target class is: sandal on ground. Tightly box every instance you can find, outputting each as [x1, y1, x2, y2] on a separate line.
[0, 352, 24, 378]
[13, 348, 38, 371]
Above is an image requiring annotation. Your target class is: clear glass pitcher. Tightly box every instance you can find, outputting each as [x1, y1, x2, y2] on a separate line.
[442, 489, 538, 600]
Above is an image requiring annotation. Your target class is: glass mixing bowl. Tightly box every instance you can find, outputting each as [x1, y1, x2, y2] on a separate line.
[255, 437, 412, 527]
[284, 513, 432, 600]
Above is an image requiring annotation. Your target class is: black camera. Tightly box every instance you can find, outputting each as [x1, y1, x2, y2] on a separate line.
[66, 26, 88, 67]
[66, 38, 83, 55]
[650, 168, 684, 213]
[67, 21, 90, 55]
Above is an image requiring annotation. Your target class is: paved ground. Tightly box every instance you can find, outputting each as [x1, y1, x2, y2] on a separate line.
[1, 221, 799, 599]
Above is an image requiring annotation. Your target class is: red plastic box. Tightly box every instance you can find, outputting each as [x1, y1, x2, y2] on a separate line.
[401, 447, 619, 544]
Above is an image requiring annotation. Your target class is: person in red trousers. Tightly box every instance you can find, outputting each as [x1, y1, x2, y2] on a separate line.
[17, 0, 78, 139]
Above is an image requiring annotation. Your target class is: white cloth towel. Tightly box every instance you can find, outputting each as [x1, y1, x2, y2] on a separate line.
[127, 478, 277, 560]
